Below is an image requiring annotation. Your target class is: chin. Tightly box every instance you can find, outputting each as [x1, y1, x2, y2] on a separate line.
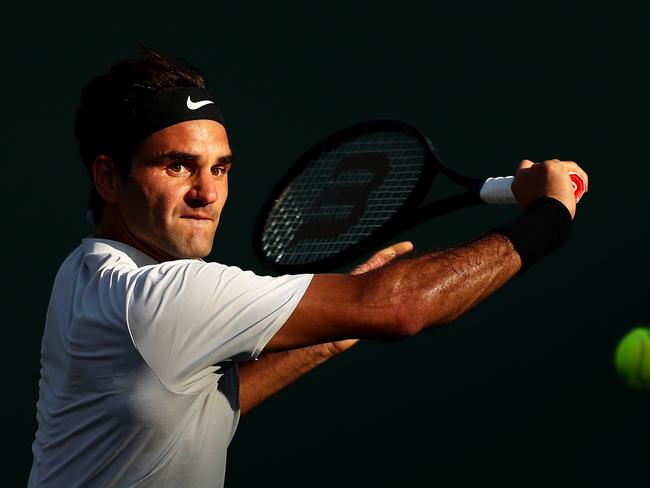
[179, 239, 215, 260]
[163, 227, 217, 260]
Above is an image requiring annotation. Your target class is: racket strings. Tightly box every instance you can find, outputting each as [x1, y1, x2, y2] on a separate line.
[262, 131, 427, 266]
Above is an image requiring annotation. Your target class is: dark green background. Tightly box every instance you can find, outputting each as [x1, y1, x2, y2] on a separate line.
[4, 1, 648, 485]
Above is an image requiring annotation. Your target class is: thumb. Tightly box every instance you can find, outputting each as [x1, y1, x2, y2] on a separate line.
[517, 159, 535, 172]
[350, 241, 414, 275]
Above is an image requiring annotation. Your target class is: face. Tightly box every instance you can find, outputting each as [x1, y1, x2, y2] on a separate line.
[115, 120, 232, 261]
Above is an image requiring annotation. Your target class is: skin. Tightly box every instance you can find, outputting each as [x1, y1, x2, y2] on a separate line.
[93, 119, 410, 414]
[265, 158, 589, 352]
[92, 120, 589, 412]
[94, 120, 232, 261]
[239, 241, 413, 414]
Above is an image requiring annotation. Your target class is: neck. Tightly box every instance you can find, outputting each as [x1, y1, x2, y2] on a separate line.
[95, 207, 172, 263]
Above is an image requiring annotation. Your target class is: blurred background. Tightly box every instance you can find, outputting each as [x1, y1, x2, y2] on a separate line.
[3, 1, 648, 485]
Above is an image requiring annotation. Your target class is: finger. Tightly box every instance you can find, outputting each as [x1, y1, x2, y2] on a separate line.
[350, 241, 414, 275]
[569, 167, 589, 194]
[569, 165, 589, 193]
[367, 241, 414, 263]
[327, 338, 360, 355]
[552, 160, 589, 193]
[350, 246, 403, 275]
[579, 169, 589, 193]
[384, 240, 414, 258]
[517, 159, 535, 172]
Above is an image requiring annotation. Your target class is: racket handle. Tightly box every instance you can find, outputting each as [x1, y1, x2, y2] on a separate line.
[479, 176, 517, 204]
[480, 173, 585, 204]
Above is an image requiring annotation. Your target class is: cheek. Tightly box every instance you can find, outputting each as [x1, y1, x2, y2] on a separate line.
[143, 182, 188, 219]
[220, 180, 229, 205]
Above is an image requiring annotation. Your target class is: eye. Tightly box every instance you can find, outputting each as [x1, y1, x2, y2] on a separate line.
[212, 166, 226, 177]
[166, 163, 190, 176]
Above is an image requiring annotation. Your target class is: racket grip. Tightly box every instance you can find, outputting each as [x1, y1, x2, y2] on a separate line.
[480, 173, 586, 204]
[479, 176, 516, 204]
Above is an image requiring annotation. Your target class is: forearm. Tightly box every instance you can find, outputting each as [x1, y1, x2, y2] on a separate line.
[364, 232, 521, 333]
[267, 162, 586, 352]
[238, 244, 409, 412]
[269, 233, 521, 350]
[239, 342, 339, 414]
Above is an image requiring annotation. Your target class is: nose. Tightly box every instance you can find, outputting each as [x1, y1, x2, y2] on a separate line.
[186, 169, 218, 207]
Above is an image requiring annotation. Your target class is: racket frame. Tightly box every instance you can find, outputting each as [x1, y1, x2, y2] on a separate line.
[253, 120, 488, 274]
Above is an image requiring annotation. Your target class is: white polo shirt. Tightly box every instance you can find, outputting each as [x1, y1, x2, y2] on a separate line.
[29, 238, 312, 487]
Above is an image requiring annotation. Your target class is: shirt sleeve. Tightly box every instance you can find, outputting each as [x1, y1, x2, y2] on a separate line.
[124, 260, 312, 391]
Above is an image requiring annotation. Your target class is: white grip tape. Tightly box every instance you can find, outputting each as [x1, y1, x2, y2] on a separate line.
[479, 176, 517, 204]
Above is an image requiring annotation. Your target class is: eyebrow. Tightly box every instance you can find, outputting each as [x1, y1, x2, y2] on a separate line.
[218, 154, 233, 166]
[155, 151, 234, 165]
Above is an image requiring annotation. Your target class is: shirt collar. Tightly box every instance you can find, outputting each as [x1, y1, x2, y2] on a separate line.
[82, 238, 160, 267]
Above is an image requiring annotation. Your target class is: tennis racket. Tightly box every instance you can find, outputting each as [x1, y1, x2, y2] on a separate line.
[253, 119, 584, 273]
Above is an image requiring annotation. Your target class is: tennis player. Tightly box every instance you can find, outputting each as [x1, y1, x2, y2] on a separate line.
[28, 48, 588, 487]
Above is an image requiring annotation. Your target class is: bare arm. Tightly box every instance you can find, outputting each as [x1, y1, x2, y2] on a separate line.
[238, 242, 413, 414]
[267, 233, 520, 351]
[237, 237, 518, 411]
[240, 160, 589, 408]
[265, 159, 589, 352]
[238, 343, 335, 414]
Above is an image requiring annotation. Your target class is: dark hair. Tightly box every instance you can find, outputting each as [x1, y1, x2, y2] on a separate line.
[74, 46, 208, 224]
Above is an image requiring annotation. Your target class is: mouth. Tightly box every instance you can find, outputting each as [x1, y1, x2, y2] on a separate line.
[180, 215, 214, 221]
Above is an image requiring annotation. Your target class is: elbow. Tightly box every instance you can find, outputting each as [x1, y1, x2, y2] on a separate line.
[391, 319, 421, 339]
[385, 299, 452, 339]
[357, 275, 430, 339]
[384, 303, 427, 339]
[354, 272, 448, 339]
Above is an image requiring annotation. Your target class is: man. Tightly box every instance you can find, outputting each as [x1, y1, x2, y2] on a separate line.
[29, 48, 588, 487]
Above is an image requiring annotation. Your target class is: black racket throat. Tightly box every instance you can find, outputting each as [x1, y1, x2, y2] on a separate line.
[253, 120, 486, 274]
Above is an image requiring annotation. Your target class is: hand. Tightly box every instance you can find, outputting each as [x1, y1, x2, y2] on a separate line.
[511, 159, 589, 219]
[326, 241, 414, 355]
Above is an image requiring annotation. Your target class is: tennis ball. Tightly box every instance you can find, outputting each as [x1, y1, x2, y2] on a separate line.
[615, 327, 650, 390]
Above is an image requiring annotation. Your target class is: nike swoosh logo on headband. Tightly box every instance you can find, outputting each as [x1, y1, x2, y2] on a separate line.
[186, 96, 215, 110]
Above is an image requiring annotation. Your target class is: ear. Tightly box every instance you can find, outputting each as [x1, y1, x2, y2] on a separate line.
[92, 155, 122, 204]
